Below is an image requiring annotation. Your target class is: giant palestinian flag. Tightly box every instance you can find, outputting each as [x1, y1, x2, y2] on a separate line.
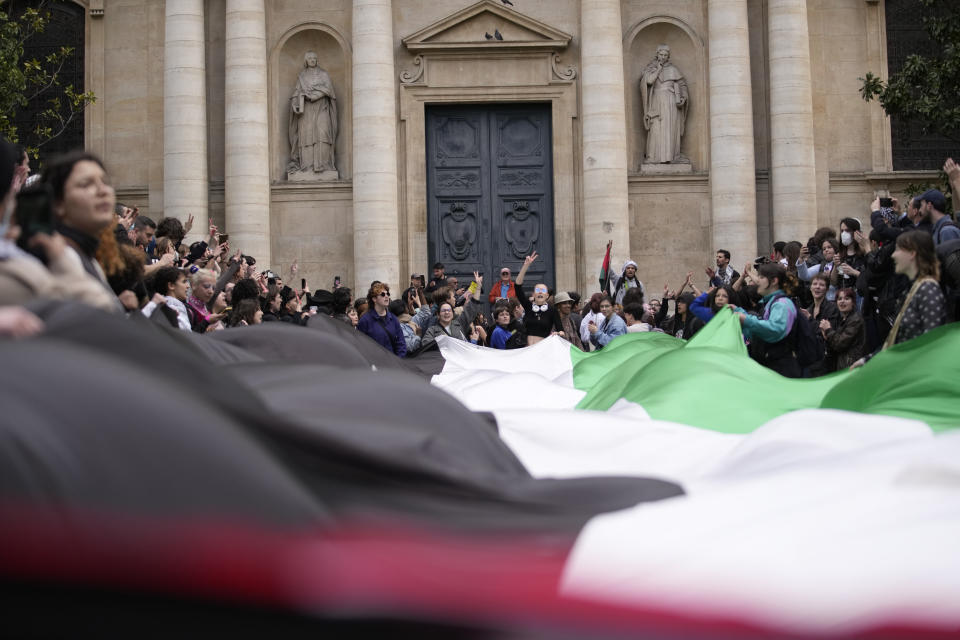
[434, 308, 960, 633]
[1, 301, 958, 637]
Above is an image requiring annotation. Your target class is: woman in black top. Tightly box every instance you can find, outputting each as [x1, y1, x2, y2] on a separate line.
[514, 251, 561, 345]
[852, 231, 947, 367]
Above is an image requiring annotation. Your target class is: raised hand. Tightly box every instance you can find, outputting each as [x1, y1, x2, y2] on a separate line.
[944, 157, 959, 180]
[184, 213, 195, 234]
[524, 251, 539, 266]
[705, 266, 716, 278]
[473, 270, 483, 287]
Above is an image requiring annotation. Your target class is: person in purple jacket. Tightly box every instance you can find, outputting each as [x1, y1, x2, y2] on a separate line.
[356, 281, 406, 357]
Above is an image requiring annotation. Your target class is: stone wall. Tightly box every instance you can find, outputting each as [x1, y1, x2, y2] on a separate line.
[86, 0, 936, 296]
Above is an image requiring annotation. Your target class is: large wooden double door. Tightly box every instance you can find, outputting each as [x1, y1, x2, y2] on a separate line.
[425, 103, 554, 291]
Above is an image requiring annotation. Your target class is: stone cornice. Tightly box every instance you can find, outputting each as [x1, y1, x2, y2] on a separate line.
[401, 0, 571, 55]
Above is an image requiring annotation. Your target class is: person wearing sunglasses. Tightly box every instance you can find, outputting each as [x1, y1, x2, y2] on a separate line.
[356, 281, 406, 357]
[514, 252, 562, 346]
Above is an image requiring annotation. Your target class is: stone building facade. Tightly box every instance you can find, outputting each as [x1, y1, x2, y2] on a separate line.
[74, 0, 925, 295]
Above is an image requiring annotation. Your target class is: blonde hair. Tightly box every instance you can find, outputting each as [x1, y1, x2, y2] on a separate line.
[189, 268, 216, 289]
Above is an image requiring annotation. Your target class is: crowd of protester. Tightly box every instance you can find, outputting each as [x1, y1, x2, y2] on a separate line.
[1, 137, 958, 379]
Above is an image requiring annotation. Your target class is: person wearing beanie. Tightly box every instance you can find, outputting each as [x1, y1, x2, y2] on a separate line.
[608, 258, 645, 306]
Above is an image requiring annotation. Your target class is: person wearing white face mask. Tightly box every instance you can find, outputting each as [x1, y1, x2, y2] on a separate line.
[832, 217, 866, 299]
[0, 139, 120, 311]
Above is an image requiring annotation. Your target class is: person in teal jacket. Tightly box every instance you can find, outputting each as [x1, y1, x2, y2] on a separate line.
[732, 262, 801, 377]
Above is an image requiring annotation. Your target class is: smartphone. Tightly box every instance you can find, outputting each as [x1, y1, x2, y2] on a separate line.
[879, 197, 893, 208]
[301, 278, 307, 291]
[219, 233, 229, 243]
[334, 275, 341, 288]
[15, 184, 55, 252]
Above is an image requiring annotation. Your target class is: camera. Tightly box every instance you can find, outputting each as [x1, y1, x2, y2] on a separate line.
[879, 197, 893, 208]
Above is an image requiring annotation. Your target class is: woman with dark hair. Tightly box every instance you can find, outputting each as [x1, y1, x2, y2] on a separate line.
[42, 151, 117, 287]
[690, 285, 736, 324]
[801, 272, 838, 376]
[660, 291, 703, 339]
[230, 298, 262, 327]
[853, 231, 947, 369]
[833, 217, 866, 294]
[587, 295, 627, 349]
[732, 262, 801, 377]
[0, 141, 120, 311]
[356, 281, 406, 356]
[142, 266, 191, 331]
[820, 287, 865, 371]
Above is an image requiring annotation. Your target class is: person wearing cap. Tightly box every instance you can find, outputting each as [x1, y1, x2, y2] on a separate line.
[424, 261, 446, 294]
[553, 291, 583, 350]
[918, 188, 960, 246]
[278, 285, 308, 325]
[608, 259, 645, 306]
[489, 266, 517, 304]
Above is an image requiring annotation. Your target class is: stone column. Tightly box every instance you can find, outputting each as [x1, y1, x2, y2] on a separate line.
[352, 0, 400, 293]
[707, 0, 758, 264]
[163, 0, 208, 239]
[768, 0, 818, 243]
[580, 0, 631, 290]
[224, 0, 271, 265]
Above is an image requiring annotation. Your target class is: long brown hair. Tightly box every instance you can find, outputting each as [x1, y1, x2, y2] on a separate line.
[756, 262, 797, 297]
[896, 230, 939, 280]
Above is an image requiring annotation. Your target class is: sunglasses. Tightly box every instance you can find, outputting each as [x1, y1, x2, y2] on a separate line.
[534, 287, 548, 293]
[378, 291, 390, 297]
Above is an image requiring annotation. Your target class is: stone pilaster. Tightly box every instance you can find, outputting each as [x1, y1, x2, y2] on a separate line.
[163, 0, 208, 239]
[352, 0, 400, 293]
[224, 0, 271, 265]
[580, 0, 631, 289]
[769, 0, 818, 243]
[708, 0, 758, 263]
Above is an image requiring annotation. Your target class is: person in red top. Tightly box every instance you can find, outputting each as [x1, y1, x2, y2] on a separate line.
[488, 266, 517, 304]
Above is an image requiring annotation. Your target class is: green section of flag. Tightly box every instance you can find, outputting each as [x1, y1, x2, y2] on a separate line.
[574, 308, 960, 433]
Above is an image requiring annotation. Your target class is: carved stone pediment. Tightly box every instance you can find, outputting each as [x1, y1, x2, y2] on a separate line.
[402, 0, 572, 54]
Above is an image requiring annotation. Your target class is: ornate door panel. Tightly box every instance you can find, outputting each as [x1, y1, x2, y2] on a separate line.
[426, 104, 554, 292]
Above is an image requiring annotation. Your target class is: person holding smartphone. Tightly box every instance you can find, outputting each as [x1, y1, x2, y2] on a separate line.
[0, 140, 120, 311]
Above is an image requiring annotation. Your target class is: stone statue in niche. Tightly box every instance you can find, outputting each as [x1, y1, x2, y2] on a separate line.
[640, 44, 690, 173]
[287, 51, 339, 181]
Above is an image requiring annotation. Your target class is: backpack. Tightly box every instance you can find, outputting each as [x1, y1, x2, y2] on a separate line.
[769, 293, 823, 367]
[937, 237, 960, 321]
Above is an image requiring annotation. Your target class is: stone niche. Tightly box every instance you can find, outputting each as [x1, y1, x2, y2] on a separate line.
[270, 24, 351, 183]
[625, 17, 706, 174]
